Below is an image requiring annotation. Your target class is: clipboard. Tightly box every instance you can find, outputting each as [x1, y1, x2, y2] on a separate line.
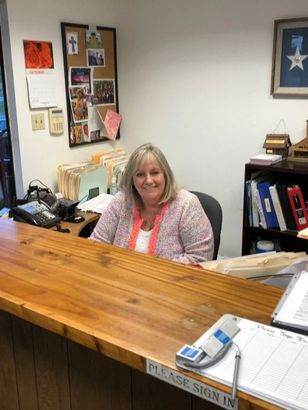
[271, 271, 308, 335]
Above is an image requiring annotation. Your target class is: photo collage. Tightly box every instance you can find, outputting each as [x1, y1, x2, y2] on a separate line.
[65, 28, 120, 146]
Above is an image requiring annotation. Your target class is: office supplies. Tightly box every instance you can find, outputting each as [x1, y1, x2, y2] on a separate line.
[26, 180, 60, 215]
[269, 183, 287, 231]
[176, 316, 240, 370]
[57, 163, 108, 201]
[298, 227, 308, 239]
[231, 349, 240, 400]
[177, 314, 308, 410]
[244, 180, 252, 226]
[287, 185, 308, 230]
[271, 270, 308, 335]
[276, 183, 297, 230]
[256, 239, 274, 253]
[78, 165, 108, 201]
[57, 198, 78, 219]
[201, 251, 306, 279]
[49, 107, 64, 135]
[77, 192, 113, 213]
[242, 162, 308, 255]
[11, 200, 61, 228]
[176, 315, 241, 403]
[249, 153, 282, 165]
[257, 180, 279, 228]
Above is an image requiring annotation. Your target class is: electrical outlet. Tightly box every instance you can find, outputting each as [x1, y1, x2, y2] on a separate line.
[31, 113, 45, 130]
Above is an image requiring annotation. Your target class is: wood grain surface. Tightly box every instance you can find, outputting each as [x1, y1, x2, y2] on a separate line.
[0, 219, 284, 409]
[50, 211, 99, 236]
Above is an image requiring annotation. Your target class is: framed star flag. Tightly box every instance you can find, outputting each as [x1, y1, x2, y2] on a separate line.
[271, 17, 308, 97]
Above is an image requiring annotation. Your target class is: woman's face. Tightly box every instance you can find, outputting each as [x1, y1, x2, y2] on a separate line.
[133, 156, 166, 206]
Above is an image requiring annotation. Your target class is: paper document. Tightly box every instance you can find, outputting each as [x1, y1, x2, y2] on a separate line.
[77, 193, 113, 213]
[178, 316, 308, 410]
[272, 271, 308, 333]
[26, 69, 57, 108]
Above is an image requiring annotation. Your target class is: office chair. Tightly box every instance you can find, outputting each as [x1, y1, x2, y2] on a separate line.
[190, 191, 222, 260]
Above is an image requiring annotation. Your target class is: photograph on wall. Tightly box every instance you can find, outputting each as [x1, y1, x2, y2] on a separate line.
[86, 30, 102, 49]
[90, 130, 101, 141]
[66, 32, 78, 55]
[88, 106, 105, 138]
[70, 123, 84, 144]
[70, 87, 88, 123]
[69, 85, 89, 100]
[81, 122, 90, 142]
[71, 99, 88, 123]
[69, 67, 93, 94]
[23, 40, 54, 69]
[91, 79, 115, 105]
[87, 49, 105, 67]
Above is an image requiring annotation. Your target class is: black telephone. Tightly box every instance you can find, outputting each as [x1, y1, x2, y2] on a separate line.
[11, 200, 61, 228]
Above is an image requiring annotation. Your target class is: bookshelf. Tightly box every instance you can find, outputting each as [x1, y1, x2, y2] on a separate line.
[242, 160, 308, 255]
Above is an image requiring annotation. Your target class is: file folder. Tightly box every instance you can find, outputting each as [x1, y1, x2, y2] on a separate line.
[257, 181, 279, 229]
[78, 166, 108, 201]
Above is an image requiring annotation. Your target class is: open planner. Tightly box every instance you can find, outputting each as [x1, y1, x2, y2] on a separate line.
[176, 315, 308, 410]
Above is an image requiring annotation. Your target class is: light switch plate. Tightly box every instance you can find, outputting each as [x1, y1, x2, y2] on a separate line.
[31, 113, 45, 130]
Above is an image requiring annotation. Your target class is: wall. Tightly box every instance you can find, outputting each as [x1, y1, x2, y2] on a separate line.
[3, 0, 308, 256]
[1, 0, 119, 199]
[114, 0, 308, 256]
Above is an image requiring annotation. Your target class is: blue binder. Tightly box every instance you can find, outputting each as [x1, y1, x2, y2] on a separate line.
[257, 181, 279, 229]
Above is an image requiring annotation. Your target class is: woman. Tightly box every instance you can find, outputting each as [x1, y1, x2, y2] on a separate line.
[90, 143, 214, 264]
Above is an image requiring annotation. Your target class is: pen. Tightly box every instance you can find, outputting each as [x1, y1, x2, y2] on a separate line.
[231, 350, 241, 401]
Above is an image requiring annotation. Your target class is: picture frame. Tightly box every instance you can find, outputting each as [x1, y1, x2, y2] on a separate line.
[271, 17, 308, 97]
[61, 22, 120, 147]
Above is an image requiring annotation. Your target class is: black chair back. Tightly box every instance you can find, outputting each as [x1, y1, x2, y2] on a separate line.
[190, 191, 222, 260]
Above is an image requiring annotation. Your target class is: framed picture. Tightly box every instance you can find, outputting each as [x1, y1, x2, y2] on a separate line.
[271, 17, 308, 97]
[61, 22, 120, 147]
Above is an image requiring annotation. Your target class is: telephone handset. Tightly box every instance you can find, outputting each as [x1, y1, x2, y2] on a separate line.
[12, 200, 61, 228]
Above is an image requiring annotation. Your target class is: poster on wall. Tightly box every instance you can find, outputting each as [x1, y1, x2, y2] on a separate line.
[23, 40, 57, 108]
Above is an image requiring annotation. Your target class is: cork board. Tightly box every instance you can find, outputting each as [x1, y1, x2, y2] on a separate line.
[61, 22, 119, 147]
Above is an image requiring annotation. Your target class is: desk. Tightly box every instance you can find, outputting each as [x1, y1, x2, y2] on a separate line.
[51, 211, 99, 236]
[0, 220, 284, 410]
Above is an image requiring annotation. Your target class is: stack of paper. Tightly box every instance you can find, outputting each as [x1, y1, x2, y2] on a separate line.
[249, 153, 282, 165]
[201, 251, 306, 279]
[298, 227, 308, 239]
[77, 193, 113, 213]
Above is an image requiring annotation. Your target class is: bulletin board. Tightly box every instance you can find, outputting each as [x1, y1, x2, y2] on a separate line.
[61, 22, 120, 147]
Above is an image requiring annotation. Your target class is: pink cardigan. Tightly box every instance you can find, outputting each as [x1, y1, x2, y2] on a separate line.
[90, 189, 214, 264]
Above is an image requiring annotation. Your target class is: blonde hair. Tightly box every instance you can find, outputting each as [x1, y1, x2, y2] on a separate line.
[120, 143, 178, 205]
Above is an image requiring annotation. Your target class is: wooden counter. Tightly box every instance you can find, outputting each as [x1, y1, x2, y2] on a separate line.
[0, 219, 284, 410]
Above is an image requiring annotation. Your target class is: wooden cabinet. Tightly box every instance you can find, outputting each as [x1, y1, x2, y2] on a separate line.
[242, 160, 308, 255]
